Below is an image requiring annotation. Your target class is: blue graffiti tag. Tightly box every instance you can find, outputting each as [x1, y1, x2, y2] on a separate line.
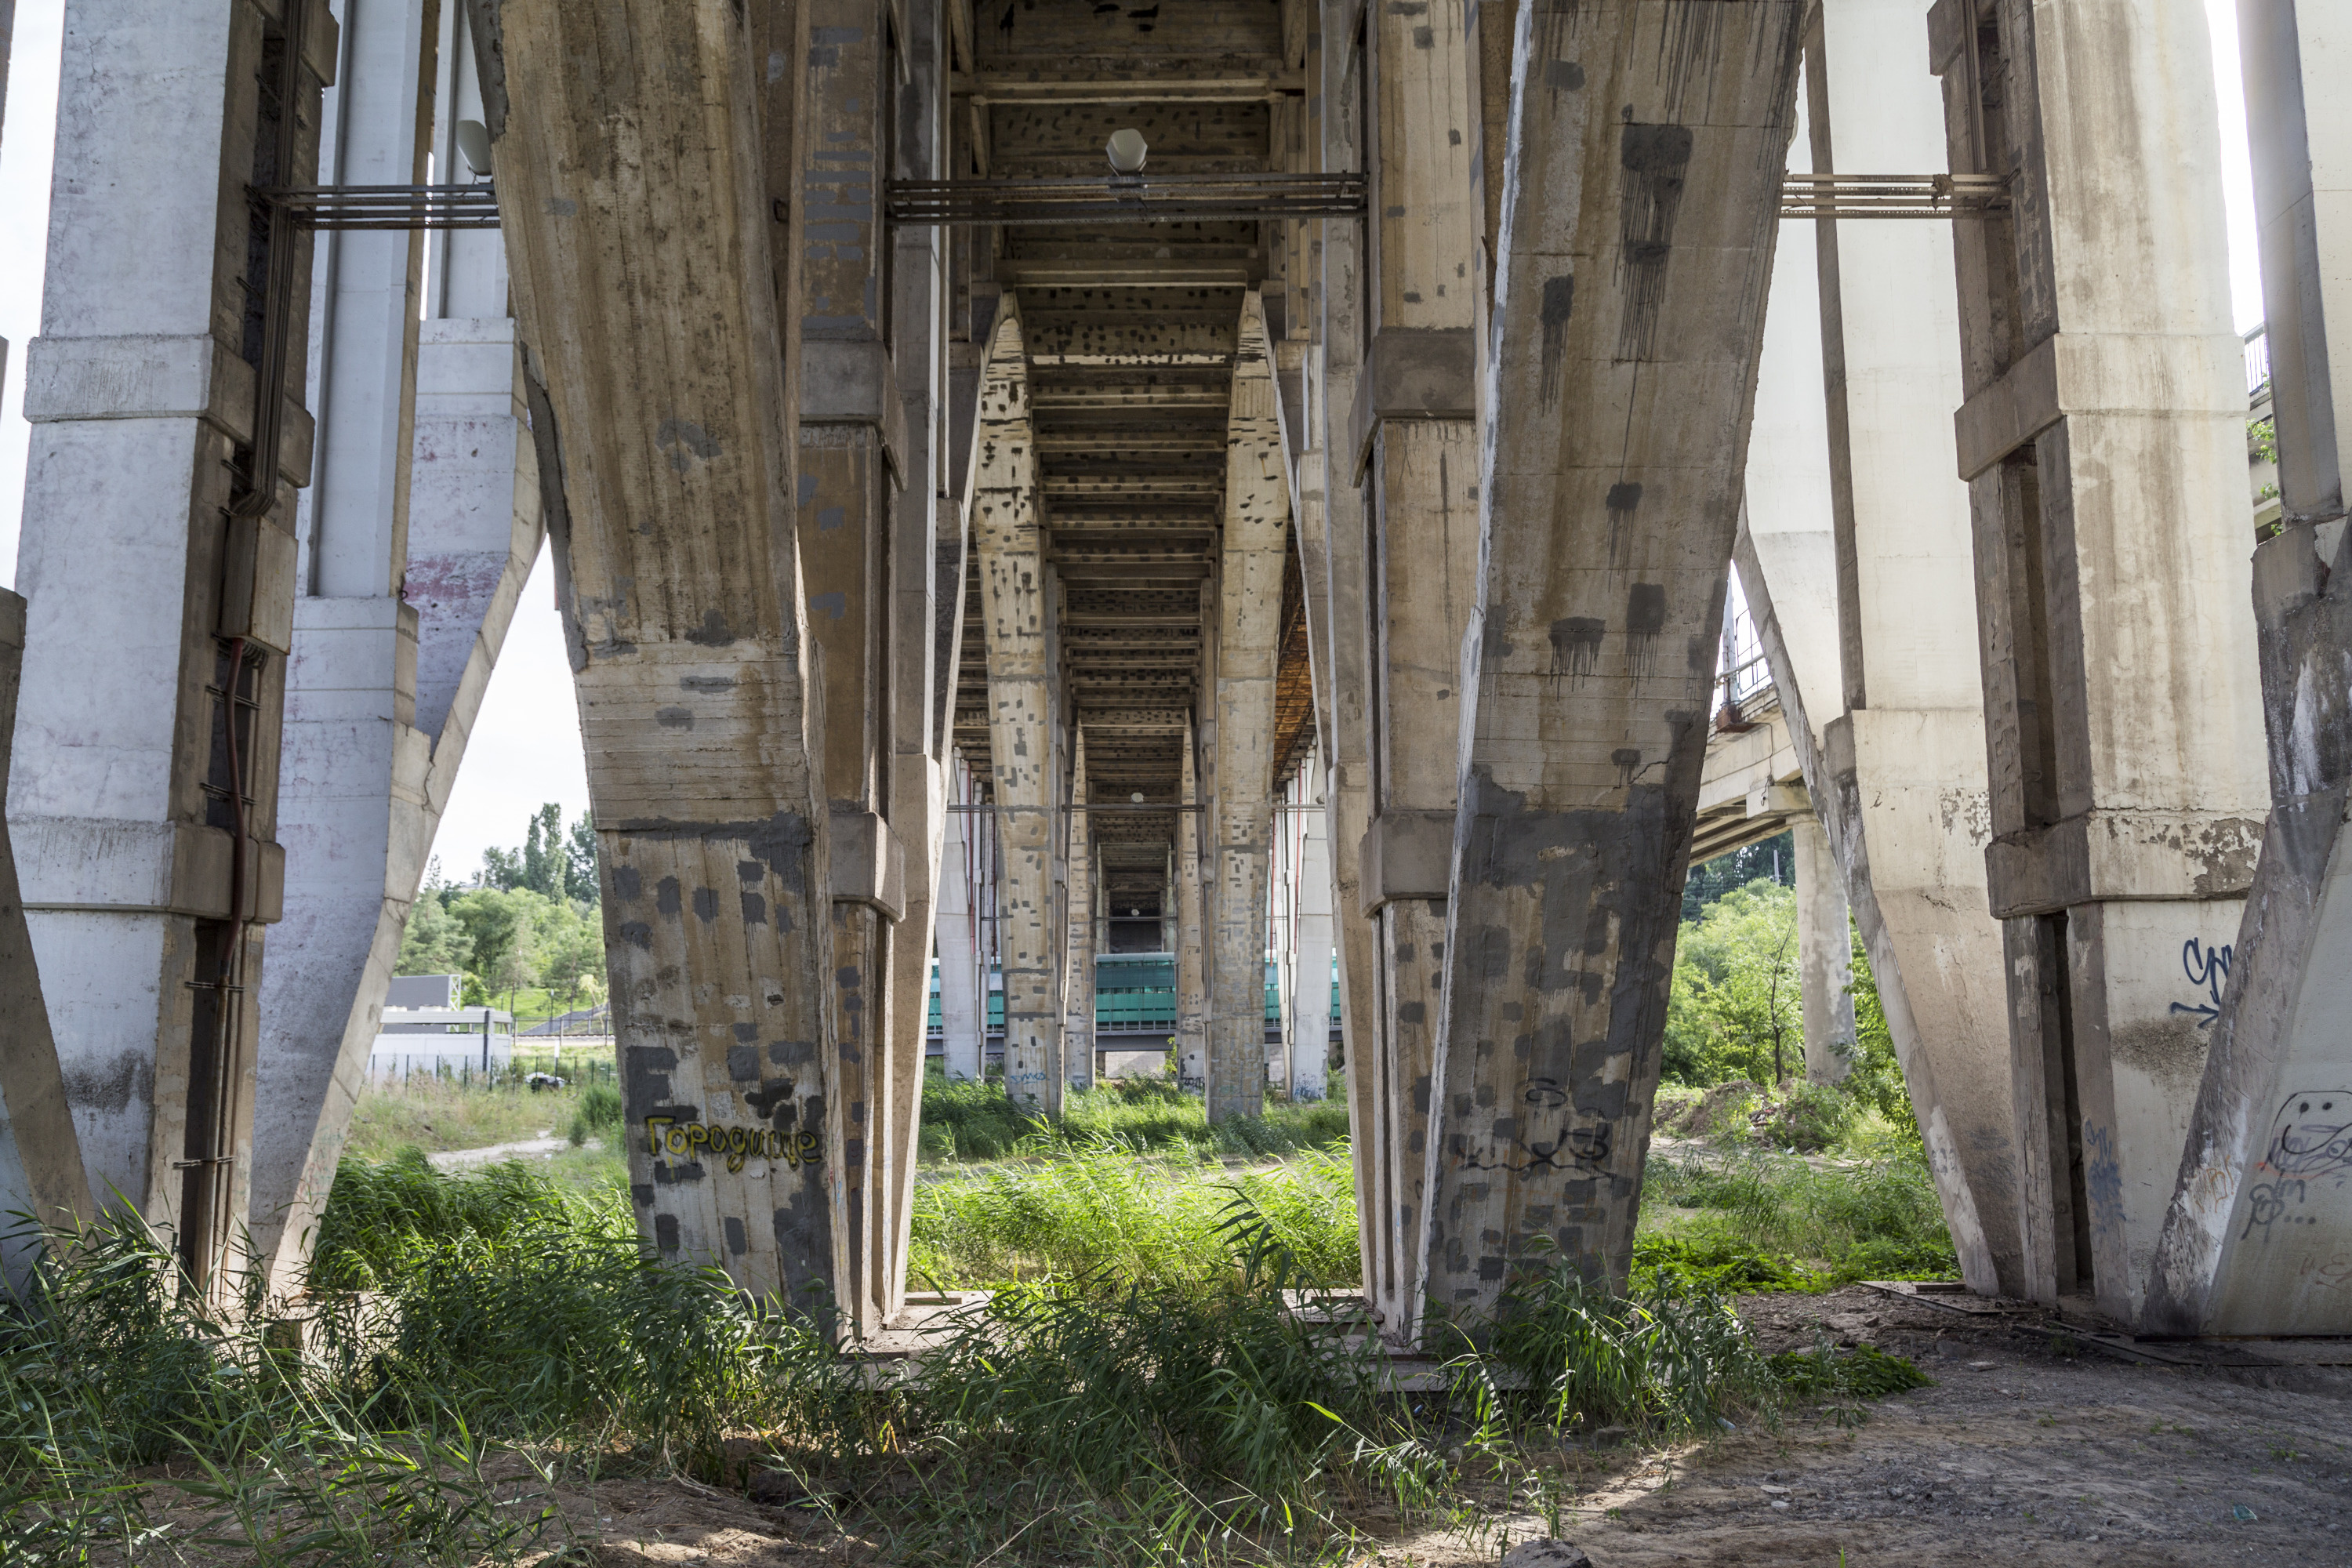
[2169, 937, 2233, 1028]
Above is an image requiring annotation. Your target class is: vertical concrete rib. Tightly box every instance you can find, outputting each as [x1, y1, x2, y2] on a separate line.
[972, 299, 1065, 1116]
[1207, 294, 1290, 1124]
[937, 754, 985, 1081]
[1064, 730, 1097, 1092]
[1288, 753, 1335, 1102]
[1176, 717, 1208, 1092]
[1791, 816, 1854, 1084]
[1315, 0, 1389, 1316]
[482, 0, 841, 1311]
[1929, 0, 2267, 1323]
[1421, 0, 1806, 1327]
[2147, 0, 2352, 1336]
[12, 0, 332, 1287]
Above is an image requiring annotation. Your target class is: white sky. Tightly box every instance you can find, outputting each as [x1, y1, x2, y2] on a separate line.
[0, 0, 2273, 882]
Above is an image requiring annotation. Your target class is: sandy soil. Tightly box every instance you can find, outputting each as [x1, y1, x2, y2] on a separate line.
[473, 1287, 2352, 1567]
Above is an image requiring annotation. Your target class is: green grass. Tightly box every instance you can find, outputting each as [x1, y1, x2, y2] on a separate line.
[1637, 1145, 1959, 1285]
[343, 1071, 601, 1161]
[920, 1073, 1352, 1163]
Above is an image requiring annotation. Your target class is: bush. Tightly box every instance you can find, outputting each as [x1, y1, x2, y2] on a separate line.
[1744, 1080, 1854, 1152]
[568, 1080, 624, 1145]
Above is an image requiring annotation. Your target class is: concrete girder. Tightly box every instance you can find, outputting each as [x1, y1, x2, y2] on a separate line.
[1206, 292, 1291, 1123]
[481, 0, 843, 1310]
[1929, 0, 2268, 1325]
[13, 0, 334, 1287]
[973, 298, 1069, 1116]
[1418, 0, 1809, 1327]
[2147, 0, 2352, 1338]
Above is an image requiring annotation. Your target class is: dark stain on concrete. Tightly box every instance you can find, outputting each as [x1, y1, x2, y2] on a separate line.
[681, 674, 737, 693]
[1550, 617, 1605, 684]
[742, 891, 768, 925]
[613, 866, 643, 901]
[619, 920, 654, 950]
[655, 419, 722, 475]
[684, 608, 737, 647]
[1539, 275, 1575, 405]
[657, 877, 683, 917]
[656, 706, 694, 729]
[724, 1216, 747, 1255]
[1616, 123, 1693, 361]
[692, 886, 720, 922]
[655, 1214, 681, 1253]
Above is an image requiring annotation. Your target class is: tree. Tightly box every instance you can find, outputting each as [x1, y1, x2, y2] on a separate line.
[565, 815, 601, 903]
[535, 900, 605, 1007]
[395, 887, 467, 976]
[1662, 880, 1802, 1086]
[481, 844, 524, 891]
[1681, 832, 1795, 921]
[522, 802, 567, 899]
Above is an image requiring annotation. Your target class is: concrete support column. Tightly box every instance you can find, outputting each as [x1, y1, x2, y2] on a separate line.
[483, 0, 840, 1313]
[2147, 0, 2352, 1337]
[0, 591, 94, 1284]
[972, 300, 1065, 1116]
[1288, 752, 1335, 1102]
[1063, 731, 1097, 1091]
[1929, 0, 2269, 1323]
[1736, 0, 2024, 1298]
[1421, 0, 1806, 1330]
[1791, 815, 1853, 1084]
[1314, 0, 1388, 1316]
[1349, 0, 1483, 1330]
[1206, 295, 1290, 1123]
[936, 756, 985, 1082]
[1175, 717, 1208, 1091]
[13, 0, 332, 1289]
[256, 0, 554, 1292]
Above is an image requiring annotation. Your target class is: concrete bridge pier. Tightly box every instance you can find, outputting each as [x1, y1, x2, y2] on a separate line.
[1929, 0, 2267, 1323]
[1062, 731, 1097, 1092]
[12, 0, 334, 1289]
[252, 0, 548, 1294]
[2147, 0, 2352, 1338]
[1418, 0, 1810, 1330]
[482, 0, 846, 1316]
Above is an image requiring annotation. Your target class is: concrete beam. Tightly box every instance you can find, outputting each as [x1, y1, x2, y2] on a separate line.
[483, 0, 842, 1311]
[1420, 0, 1808, 1327]
[1206, 292, 1290, 1123]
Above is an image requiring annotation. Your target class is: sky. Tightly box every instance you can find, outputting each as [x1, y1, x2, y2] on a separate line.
[0, 0, 2274, 884]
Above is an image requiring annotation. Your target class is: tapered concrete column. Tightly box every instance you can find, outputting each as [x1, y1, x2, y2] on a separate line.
[13, 0, 332, 1287]
[1315, 0, 1388, 1315]
[483, 0, 842, 1312]
[1207, 295, 1290, 1124]
[253, 0, 552, 1290]
[1791, 816, 1853, 1084]
[1175, 717, 1208, 1091]
[1740, 0, 2022, 1298]
[2147, 0, 2352, 1337]
[1348, 0, 1483, 1330]
[1930, 0, 2267, 1323]
[1421, 0, 1806, 1329]
[937, 757, 985, 1082]
[0, 590, 94, 1284]
[1063, 731, 1098, 1091]
[1288, 753, 1335, 1102]
[973, 299, 1065, 1116]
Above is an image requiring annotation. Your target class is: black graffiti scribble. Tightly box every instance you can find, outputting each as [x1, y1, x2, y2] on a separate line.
[1454, 1120, 1613, 1175]
[1523, 1076, 1570, 1109]
[2169, 936, 2234, 1027]
[2241, 1090, 2350, 1236]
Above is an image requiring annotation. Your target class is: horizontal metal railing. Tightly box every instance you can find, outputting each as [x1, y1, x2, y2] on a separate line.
[255, 182, 501, 230]
[886, 172, 1367, 226]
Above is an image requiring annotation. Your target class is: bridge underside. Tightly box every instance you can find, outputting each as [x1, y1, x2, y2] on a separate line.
[2, 0, 2343, 1339]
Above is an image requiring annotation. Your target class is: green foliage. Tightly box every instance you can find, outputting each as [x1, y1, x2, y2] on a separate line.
[917, 1073, 1352, 1164]
[1743, 1079, 1856, 1152]
[2249, 415, 2278, 465]
[1641, 1147, 1958, 1287]
[910, 1141, 1360, 1290]
[1681, 833, 1794, 921]
[1770, 1340, 1934, 1399]
[1843, 924, 1922, 1145]
[568, 1082, 625, 1147]
[394, 887, 469, 978]
[1630, 1232, 1824, 1294]
[1664, 880, 1802, 1086]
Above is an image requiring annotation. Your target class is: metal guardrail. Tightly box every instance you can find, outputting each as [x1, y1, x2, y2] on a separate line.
[2245, 325, 2270, 401]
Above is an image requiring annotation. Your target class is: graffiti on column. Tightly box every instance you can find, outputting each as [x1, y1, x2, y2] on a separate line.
[1450, 1077, 1615, 1175]
[2169, 937, 2234, 1027]
[2241, 1090, 2351, 1238]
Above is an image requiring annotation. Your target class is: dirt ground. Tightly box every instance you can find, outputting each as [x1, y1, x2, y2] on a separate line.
[498, 1288, 2352, 1567]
